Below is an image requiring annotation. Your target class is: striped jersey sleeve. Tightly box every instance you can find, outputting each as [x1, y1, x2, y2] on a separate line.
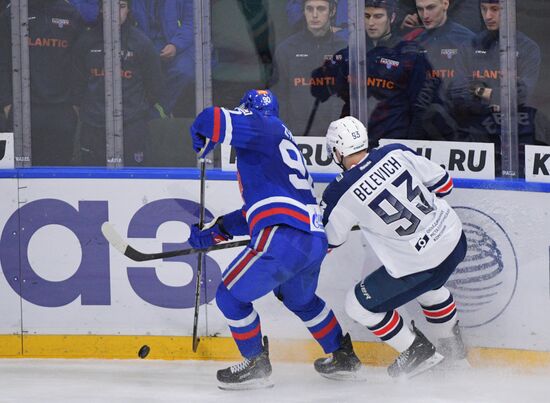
[401, 149, 454, 197]
[190, 106, 280, 152]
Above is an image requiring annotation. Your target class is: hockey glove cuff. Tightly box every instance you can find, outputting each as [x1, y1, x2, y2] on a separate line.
[188, 216, 233, 249]
[191, 130, 206, 153]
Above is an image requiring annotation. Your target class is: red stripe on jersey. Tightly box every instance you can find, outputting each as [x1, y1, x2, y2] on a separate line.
[212, 107, 221, 142]
[255, 227, 273, 251]
[223, 249, 258, 287]
[437, 178, 453, 194]
[373, 311, 400, 337]
[312, 316, 338, 339]
[423, 302, 456, 318]
[232, 323, 261, 340]
[249, 207, 309, 232]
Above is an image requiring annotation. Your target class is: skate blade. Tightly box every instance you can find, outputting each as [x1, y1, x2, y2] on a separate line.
[405, 351, 444, 379]
[218, 377, 274, 391]
[319, 366, 368, 382]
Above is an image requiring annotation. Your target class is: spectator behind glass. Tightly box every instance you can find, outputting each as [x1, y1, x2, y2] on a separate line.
[131, 0, 194, 118]
[410, 0, 474, 140]
[286, 0, 347, 35]
[0, 0, 84, 166]
[449, 0, 542, 149]
[310, 0, 436, 147]
[72, 0, 162, 166]
[271, 0, 346, 136]
[400, 0, 484, 34]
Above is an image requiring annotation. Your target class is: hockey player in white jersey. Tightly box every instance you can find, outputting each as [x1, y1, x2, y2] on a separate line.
[322, 116, 468, 378]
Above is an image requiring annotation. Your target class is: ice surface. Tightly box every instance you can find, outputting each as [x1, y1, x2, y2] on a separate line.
[0, 359, 548, 403]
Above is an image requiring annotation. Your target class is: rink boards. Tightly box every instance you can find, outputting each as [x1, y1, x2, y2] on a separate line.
[0, 168, 549, 367]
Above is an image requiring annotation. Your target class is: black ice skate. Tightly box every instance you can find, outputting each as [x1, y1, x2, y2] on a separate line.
[217, 336, 273, 390]
[387, 322, 444, 378]
[314, 333, 364, 380]
[437, 321, 470, 369]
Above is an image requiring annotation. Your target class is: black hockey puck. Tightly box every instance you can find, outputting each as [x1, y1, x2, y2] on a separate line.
[138, 345, 150, 359]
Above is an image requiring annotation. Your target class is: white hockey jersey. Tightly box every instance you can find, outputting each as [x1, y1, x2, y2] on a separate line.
[322, 144, 463, 278]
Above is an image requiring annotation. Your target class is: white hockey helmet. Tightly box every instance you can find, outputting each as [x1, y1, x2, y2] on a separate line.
[325, 116, 368, 168]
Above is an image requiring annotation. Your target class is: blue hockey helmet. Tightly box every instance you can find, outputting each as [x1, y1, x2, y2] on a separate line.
[239, 89, 279, 117]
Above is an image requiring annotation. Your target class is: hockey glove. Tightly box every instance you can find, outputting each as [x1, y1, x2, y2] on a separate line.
[188, 216, 233, 249]
[191, 131, 217, 159]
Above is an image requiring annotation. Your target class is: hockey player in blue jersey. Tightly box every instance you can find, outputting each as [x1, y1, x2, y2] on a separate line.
[188, 90, 362, 390]
[322, 116, 468, 378]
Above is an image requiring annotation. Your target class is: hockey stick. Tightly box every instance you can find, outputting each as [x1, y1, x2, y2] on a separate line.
[192, 158, 207, 352]
[303, 98, 321, 136]
[101, 221, 249, 261]
[102, 222, 362, 263]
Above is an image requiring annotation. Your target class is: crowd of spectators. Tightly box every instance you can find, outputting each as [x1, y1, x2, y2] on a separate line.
[0, 0, 194, 166]
[0, 0, 547, 169]
[277, 0, 546, 175]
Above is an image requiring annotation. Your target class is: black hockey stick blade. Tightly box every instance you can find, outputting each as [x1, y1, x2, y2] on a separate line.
[101, 222, 249, 262]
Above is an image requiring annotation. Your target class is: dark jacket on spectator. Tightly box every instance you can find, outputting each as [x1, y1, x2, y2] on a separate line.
[271, 28, 346, 136]
[0, 0, 84, 108]
[72, 18, 162, 127]
[416, 20, 475, 92]
[449, 29, 541, 144]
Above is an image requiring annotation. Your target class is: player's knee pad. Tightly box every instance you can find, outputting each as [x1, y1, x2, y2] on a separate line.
[417, 286, 451, 307]
[215, 283, 251, 317]
[215, 283, 232, 314]
[345, 288, 380, 327]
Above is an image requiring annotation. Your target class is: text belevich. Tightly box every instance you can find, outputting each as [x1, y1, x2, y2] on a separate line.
[352, 156, 402, 202]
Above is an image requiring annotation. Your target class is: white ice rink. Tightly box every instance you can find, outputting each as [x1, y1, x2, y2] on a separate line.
[0, 359, 548, 403]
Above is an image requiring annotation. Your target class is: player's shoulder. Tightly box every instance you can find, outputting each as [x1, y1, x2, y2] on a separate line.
[373, 143, 417, 158]
[323, 155, 377, 205]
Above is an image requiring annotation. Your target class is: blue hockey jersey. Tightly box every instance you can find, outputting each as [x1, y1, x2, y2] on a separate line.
[191, 106, 325, 237]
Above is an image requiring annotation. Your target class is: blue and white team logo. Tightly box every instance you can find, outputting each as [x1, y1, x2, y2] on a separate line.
[446, 207, 518, 328]
[261, 94, 272, 107]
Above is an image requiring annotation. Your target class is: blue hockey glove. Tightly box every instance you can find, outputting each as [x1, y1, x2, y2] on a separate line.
[188, 217, 233, 249]
[191, 132, 217, 159]
[191, 131, 206, 153]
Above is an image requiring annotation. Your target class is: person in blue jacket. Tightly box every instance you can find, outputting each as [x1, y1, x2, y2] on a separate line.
[69, 0, 99, 25]
[66, 0, 193, 118]
[131, 0, 194, 118]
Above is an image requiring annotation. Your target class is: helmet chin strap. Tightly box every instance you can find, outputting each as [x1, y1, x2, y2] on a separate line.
[332, 149, 347, 171]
